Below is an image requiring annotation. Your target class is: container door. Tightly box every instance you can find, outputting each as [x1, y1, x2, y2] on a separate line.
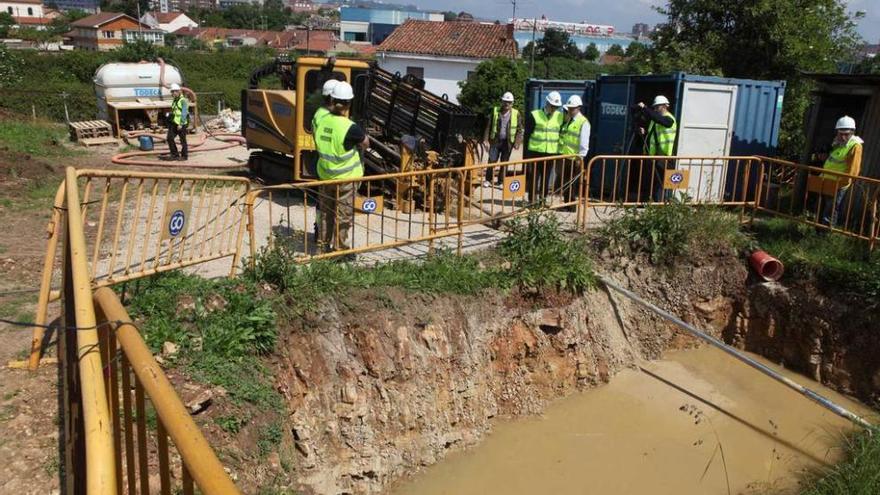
[675, 82, 737, 203]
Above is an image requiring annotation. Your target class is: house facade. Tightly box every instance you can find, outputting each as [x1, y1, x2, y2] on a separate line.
[69, 12, 164, 50]
[377, 20, 518, 104]
[140, 11, 198, 33]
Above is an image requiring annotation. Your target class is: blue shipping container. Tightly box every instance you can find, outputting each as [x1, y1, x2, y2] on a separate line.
[591, 72, 785, 200]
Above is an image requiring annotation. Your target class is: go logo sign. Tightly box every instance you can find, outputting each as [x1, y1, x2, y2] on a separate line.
[362, 199, 378, 213]
[669, 172, 684, 184]
[168, 209, 186, 237]
[508, 180, 522, 193]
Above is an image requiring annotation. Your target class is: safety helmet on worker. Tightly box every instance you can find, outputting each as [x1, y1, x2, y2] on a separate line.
[169, 83, 181, 92]
[835, 116, 856, 131]
[563, 95, 583, 110]
[322, 79, 339, 96]
[652, 95, 670, 107]
[501, 91, 515, 102]
[331, 81, 354, 101]
[545, 91, 562, 107]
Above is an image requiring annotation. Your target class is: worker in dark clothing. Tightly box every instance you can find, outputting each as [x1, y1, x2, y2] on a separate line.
[637, 95, 678, 201]
[161, 83, 189, 161]
[482, 91, 524, 187]
[523, 91, 563, 203]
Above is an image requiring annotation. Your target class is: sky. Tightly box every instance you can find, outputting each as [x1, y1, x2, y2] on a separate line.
[410, 0, 880, 43]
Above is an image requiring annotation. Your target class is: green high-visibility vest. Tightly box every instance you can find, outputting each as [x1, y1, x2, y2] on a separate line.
[527, 109, 563, 154]
[559, 113, 588, 155]
[822, 135, 863, 180]
[171, 96, 189, 126]
[490, 106, 519, 144]
[312, 106, 329, 134]
[646, 114, 677, 156]
[315, 114, 363, 180]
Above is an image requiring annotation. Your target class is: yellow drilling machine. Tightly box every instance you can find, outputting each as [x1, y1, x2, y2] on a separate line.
[242, 55, 481, 212]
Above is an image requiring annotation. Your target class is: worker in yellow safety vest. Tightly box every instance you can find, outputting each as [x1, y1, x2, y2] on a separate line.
[559, 94, 591, 201]
[637, 95, 678, 201]
[161, 83, 189, 161]
[482, 91, 523, 187]
[820, 115, 863, 226]
[524, 91, 563, 202]
[314, 81, 369, 253]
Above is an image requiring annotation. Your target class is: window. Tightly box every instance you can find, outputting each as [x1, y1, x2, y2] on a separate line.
[103, 30, 115, 39]
[6, 7, 12, 14]
[27, 7, 33, 15]
[303, 70, 346, 133]
[405, 66, 424, 79]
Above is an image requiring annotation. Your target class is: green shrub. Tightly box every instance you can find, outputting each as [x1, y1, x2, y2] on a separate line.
[599, 198, 750, 264]
[800, 428, 880, 495]
[498, 210, 596, 293]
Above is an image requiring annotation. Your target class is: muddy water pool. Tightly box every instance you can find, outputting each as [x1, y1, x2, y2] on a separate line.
[390, 347, 872, 495]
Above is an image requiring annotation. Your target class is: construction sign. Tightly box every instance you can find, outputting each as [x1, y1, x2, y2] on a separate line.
[503, 175, 527, 199]
[664, 170, 690, 190]
[356, 195, 384, 215]
[161, 201, 192, 240]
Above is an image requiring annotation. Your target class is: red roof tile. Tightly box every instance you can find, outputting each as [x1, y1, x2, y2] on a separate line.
[70, 12, 138, 28]
[377, 20, 517, 59]
[147, 11, 185, 23]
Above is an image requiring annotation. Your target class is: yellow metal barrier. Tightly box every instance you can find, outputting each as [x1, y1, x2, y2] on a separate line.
[53, 165, 239, 494]
[755, 157, 880, 245]
[243, 155, 582, 263]
[31, 170, 251, 369]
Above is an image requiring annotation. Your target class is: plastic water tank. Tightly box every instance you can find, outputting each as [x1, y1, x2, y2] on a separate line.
[94, 62, 184, 119]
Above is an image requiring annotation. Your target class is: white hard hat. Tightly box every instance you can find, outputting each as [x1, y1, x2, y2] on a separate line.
[169, 83, 181, 91]
[563, 95, 583, 109]
[331, 81, 354, 101]
[501, 91, 514, 102]
[546, 91, 562, 107]
[652, 95, 670, 107]
[835, 115, 856, 130]
[322, 79, 339, 96]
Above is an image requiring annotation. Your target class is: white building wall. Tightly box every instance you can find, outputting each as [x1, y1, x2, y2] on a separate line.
[378, 53, 482, 104]
[160, 15, 197, 33]
[0, 1, 44, 17]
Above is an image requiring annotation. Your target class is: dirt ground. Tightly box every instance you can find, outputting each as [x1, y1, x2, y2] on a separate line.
[0, 125, 251, 494]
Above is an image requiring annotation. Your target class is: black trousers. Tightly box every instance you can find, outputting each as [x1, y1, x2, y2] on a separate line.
[523, 149, 557, 203]
[166, 122, 188, 158]
[485, 140, 513, 182]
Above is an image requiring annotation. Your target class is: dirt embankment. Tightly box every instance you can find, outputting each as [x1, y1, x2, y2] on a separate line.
[272, 253, 747, 495]
[728, 280, 880, 408]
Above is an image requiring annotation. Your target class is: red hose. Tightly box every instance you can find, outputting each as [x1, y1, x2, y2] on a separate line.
[112, 132, 247, 169]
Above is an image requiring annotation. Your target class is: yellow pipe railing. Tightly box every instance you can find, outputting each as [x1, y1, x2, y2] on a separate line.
[93, 287, 241, 495]
[63, 166, 117, 494]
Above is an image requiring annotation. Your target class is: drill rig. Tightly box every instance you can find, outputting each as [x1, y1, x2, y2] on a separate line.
[242, 56, 480, 211]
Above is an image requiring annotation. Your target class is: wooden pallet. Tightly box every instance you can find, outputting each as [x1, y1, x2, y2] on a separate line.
[79, 136, 118, 147]
[69, 120, 113, 142]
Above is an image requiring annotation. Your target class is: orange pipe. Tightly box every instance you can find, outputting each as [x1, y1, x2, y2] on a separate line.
[112, 133, 246, 169]
[749, 250, 784, 281]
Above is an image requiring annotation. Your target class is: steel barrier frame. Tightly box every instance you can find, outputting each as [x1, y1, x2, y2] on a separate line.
[54, 166, 240, 494]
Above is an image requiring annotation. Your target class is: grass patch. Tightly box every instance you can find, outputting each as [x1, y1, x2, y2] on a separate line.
[598, 198, 751, 264]
[257, 421, 283, 457]
[245, 210, 596, 314]
[751, 218, 880, 298]
[125, 272, 281, 412]
[0, 120, 75, 158]
[800, 428, 880, 495]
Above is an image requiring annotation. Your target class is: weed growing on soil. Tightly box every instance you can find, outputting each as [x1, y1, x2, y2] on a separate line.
[498, 210, 596, 293]
[257, 421, 284, 457]
[0, 120, 75, 157]
[800, 428, 880, 495]
[125, 272, 282, 412]
[752, 218, 880, 298]
[598, 198, 750, 264]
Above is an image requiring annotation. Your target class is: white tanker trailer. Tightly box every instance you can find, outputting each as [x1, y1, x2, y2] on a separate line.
[93, 61, 196, 137]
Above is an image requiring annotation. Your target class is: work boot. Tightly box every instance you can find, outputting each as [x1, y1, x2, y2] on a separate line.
[159, 154, 178, 161]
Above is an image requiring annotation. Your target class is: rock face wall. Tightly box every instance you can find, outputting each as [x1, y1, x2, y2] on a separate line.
[727, 282, 880, 409]
[275, 254, 748, 494]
